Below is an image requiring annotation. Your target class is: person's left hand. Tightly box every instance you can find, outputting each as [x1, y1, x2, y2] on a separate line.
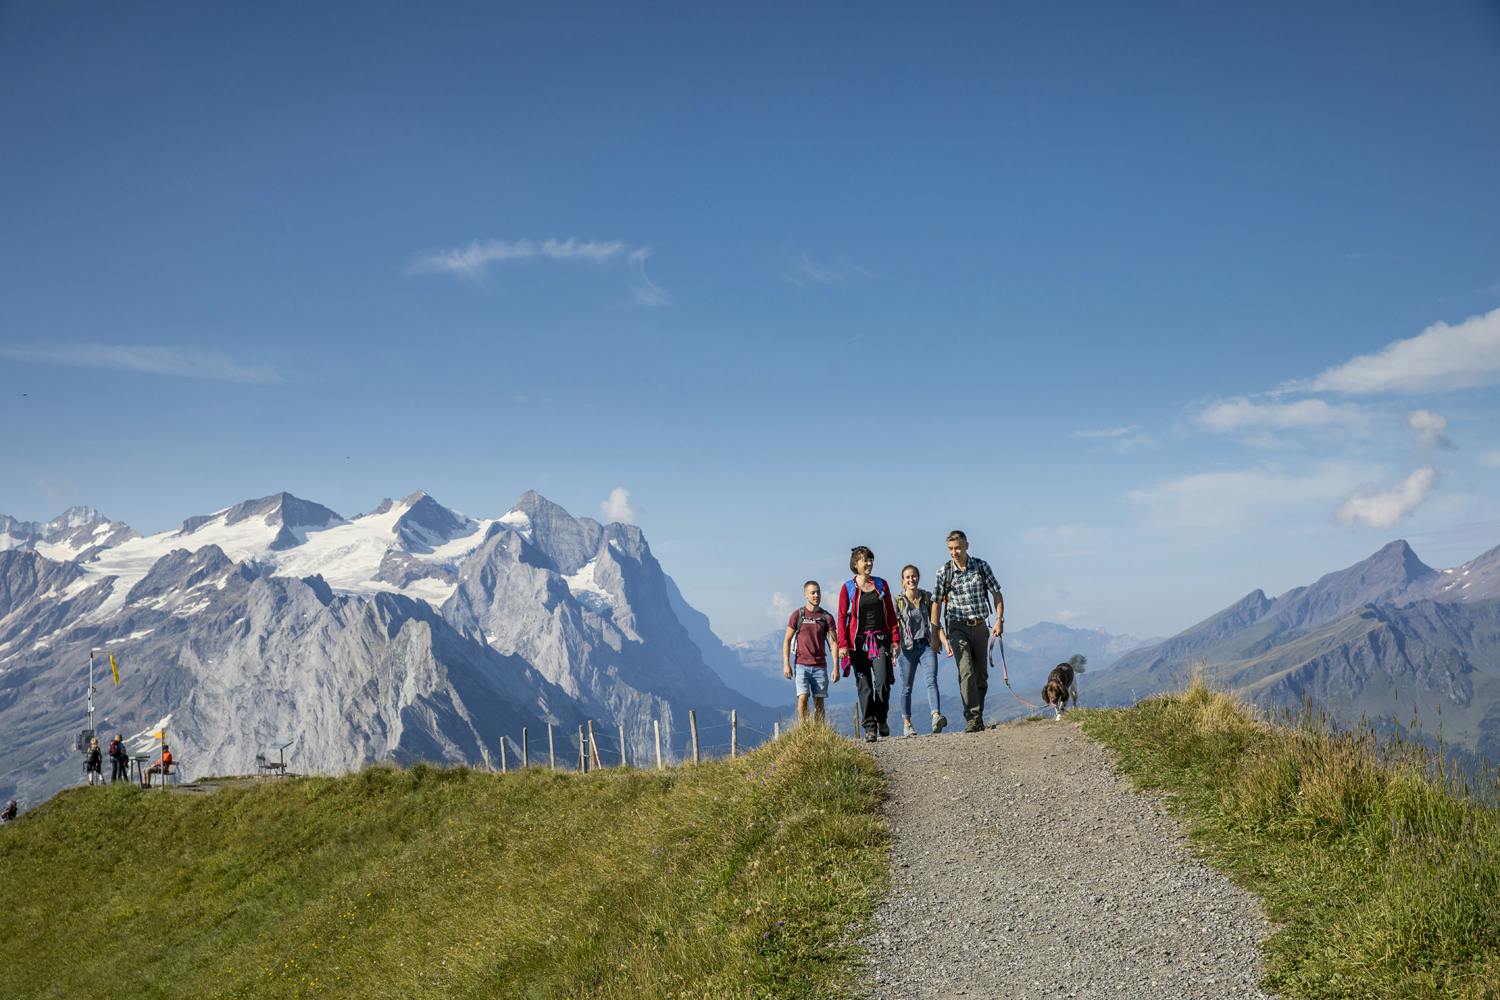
[992, 620, 1004, 638]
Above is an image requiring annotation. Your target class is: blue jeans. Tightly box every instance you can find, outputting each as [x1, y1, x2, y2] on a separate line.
[897, 640, 940, 718]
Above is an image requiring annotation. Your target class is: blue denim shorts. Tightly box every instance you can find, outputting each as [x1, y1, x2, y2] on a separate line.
[794, 664, 829, 698]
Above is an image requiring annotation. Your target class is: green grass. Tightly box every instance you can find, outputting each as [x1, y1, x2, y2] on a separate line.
[1079, 676, 1500, 1000]
[0, 724, 887, 1000]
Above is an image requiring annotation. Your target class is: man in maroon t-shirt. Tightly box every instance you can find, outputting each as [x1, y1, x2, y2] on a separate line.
[782, 581, 839, 723]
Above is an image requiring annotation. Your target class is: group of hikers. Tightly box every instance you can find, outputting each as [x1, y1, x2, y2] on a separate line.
[82, 734, 174, 788]
[782, 529, 1004, 740]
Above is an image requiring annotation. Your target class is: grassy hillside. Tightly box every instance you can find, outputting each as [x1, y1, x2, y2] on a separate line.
[0, 725, 887, 1000]
[1080, 678, 1500, 1000]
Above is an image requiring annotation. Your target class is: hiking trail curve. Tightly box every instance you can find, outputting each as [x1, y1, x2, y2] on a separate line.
[860, 719, 1274, 1000]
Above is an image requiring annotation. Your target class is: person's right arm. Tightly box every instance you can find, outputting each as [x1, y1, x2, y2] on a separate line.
[836, 585, 850, 661]
[825, 617, 841, 682]
[782, 626, 795, 678]
[931, 578, 952, 657]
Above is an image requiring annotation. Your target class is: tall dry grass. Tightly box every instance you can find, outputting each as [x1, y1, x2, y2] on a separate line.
[1081, 673, 1500, 999]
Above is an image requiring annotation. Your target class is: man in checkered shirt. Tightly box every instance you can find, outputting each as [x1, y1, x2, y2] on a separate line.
[928, 529, 1005, 732]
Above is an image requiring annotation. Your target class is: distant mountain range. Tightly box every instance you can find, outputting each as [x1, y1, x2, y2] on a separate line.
[0, 492, 774, 808]
[1090, 539, 1500, 763]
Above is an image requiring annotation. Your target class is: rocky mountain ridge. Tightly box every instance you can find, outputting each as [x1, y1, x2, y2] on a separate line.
[1091, 539, 1500, 761]
[0, 491, 771, 807]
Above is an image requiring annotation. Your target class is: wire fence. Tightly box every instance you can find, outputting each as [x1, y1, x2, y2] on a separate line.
[489, 706, 869, 775]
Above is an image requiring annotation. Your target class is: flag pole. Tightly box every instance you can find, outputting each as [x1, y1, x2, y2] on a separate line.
[87, 647, 97, 741]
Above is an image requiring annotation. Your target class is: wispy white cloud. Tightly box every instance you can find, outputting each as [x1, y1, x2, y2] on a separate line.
[1127, 462, 1378, 531]
[1022, 524, 1082, 545]
[1478, 450, 1500, 469]
[1073, 424, 1156, 452]
[0, 343, 283, 383]
[1335, 467, 1438, 529]
[1195, 397, 1370, 434]
[1406, 409, 1452, 450]
[407, 237, 628, 278]
[407, 236, 671, 306]
[627, 248, 671, 307]
[1293, 306, 1500, 395]
[1074, 425, 1139, 439]
[785, 251, 871, 286]
[599, 487, 638, 524]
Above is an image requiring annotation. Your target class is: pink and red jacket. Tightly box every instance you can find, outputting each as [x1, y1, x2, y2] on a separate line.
[836, 577, 902, 651]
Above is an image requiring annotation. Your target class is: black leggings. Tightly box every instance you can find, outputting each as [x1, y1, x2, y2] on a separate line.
[850, 634, 893, 732]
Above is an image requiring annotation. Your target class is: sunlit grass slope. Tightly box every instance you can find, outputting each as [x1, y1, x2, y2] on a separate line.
[1080, 677, 1500, 1000]
[0, 724, 886, 1000]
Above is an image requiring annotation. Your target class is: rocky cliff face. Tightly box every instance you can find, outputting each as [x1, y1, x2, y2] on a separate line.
[0, 491, 771, 807]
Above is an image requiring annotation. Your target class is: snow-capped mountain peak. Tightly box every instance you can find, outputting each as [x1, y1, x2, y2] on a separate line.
[0, 507, 137, 562]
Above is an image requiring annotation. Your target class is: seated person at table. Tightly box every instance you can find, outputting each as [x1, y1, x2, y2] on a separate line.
[142, 744, 174, 787]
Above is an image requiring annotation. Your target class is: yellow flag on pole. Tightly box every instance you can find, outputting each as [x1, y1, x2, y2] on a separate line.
[110, 653, 120, 686]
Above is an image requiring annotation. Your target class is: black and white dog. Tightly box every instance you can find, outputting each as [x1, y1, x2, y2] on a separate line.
[1042, 654, 1086, 720]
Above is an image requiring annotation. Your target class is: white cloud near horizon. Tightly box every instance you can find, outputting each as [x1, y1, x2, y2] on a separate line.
[1294, 306, 1500, 394]
[599, 487, 638, 524]
[1335, 467, 1438, 529]
[1406, 409, 1452, 450]
[766, 591, 793, 620]
[0, 343, 284, 383]
[1074, 425, 1141, 438]
[1127, 462, 1379, 531]
[407, 236, 670, 306]
[1195, 397, 1370, 433]
[1480, 450, 1500, 469]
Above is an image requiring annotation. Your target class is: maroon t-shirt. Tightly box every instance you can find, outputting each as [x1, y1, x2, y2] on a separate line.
[787, 607, 836, 667]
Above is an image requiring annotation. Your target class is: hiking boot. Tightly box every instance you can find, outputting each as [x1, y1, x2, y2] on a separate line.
[964, 718, 985, 733]
[931, 712, 947, 734]
[902, 717, 916, 738]
[864, 729, 878, 743]
[878, 721, 890, 737]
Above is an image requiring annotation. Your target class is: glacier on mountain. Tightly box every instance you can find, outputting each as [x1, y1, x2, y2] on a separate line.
[0, 490, 776, 809]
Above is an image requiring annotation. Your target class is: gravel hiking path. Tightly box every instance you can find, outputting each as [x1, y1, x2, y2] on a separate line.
[861, 719, 1275, 1000]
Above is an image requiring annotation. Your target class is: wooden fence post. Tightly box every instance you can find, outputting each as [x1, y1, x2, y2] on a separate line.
[689, 710, 699, 765]
[653, 720, 662, 770]
[588, 721, 602, 770]
[578, 725, 586, 772]
[852, 701, 859, 739]
[522, 727, 529, 768]
[730, 709, 738, 759]
[773, 721, 780, 740]
[548, 723, 555, 771]
[618, 723, 627, 767]
[500, 737, 508, 774]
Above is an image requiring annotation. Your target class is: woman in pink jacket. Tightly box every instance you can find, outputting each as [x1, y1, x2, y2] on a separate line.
[837, 546, 902, 742]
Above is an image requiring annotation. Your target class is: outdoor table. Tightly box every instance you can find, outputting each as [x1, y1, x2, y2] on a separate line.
[130, 755, 151, 785]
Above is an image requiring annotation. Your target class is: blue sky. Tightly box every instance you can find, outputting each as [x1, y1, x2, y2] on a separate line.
[3, 1, 1499, 641]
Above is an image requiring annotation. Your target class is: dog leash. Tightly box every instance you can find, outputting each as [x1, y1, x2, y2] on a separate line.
[990, 634, 1043, 710]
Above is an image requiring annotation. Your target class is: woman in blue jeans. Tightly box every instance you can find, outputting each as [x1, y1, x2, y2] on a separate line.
[896, 565, 946, 736]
